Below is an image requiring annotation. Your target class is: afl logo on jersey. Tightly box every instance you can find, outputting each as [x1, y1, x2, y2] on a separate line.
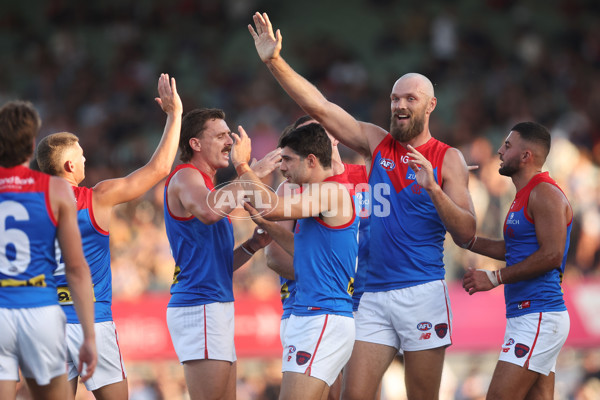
[417, 322, 432, 331]
[380, 158, 395, 171]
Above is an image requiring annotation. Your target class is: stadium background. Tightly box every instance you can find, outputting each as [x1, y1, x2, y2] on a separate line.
[2, 0, 599, 398]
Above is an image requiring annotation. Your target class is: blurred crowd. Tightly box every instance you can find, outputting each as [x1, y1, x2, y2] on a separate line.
[3, 0, 599, 399]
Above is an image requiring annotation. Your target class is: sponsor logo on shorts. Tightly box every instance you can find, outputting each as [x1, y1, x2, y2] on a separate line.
[296, 351, 312, 366]
[505, 338, 515, 346]
[502, 347, 510, 353]
[435, 323, 448, 339]
[419, 333, 431, 340]
[380, 158, 395, 171]
[287, 345, 296, 354]
[518, 301, 531, 310]
[417, 322, 432, 331]
[514, 343, 530, 358]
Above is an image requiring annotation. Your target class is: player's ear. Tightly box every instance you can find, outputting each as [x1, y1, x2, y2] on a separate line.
[306, 154, 317, 168]
[189, 137, 201, 152]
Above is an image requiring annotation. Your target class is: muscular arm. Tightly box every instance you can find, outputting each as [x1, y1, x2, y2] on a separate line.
[469, 236, 506, 261]
[463, 182, 571, 294]
[500, 183, 571, 284]
[92, 74, 182, 229]
[50, 177, 97, 380]
[249, 12, 385, 160]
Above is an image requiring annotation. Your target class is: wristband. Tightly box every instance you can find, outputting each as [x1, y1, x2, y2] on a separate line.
[495, 269, 504, 285]
[235, 162, 251, 177]
[461, 235, 477, 250]
[478, 269, 500, 287]
[240, 241, 256, 256]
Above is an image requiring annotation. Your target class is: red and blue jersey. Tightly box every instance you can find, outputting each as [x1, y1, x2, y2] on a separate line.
[0, 166, 59, 308]
[54, 186, 111, 323]
[503, 172, 571, 318]
[164, 164, 234, 306]
[367, 135, 450, 291]
[292, 175, 359, 318]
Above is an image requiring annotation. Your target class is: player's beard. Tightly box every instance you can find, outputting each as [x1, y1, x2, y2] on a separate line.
[389, 110, 425, 143]
[499, 157, 519, 177]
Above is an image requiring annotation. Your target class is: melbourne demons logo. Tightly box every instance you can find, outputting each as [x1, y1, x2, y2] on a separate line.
[435, 323, 448, 338]
[379, 158, 395, 171]
[296, 351, 312, 365]
[514, 343, 530, 358]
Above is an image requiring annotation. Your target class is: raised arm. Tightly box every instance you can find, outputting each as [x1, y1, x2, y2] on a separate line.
[50, 176, 97, 381]
[408, 145, 476, 247]
[248, 12, 385, 159]
[91, 74, 182, 223]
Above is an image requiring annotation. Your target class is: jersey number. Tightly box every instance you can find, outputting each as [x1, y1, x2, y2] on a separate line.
[0, 200, 32, 276]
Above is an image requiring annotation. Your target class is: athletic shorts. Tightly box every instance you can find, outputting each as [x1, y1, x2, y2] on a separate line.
[498, 311, 570, 375]
[167, 302, 236, 363]
[0, 305, 66, 385]
[280, 317, 290, 348]
[355, 280, 453, 352]
[66, 321, 126, 390]
[282, 314, 354, 386]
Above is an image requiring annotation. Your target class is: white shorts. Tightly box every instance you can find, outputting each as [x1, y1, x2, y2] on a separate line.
[280, 317, 289, 348]
[355, 280, 453, 352]
[282, 314, 354, 386]
[0, 306, 66, 385]
[66, 321, 126, 390]
[498, 311, 570, 375]
[167, 302, 236, 363]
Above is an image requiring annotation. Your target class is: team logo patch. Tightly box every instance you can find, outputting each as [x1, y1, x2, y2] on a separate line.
[514, 343, 530, 358]
[435, 323, 448, 338]
[417, 322, 432, 331]
[411, 183, 422, 194]
[380, 158, 395, 171]
[296, 351, 312, 365]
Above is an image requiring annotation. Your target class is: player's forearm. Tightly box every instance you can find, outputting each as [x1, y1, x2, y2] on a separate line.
[468, 236, 506, 261]
[499, 247, 563, 284]
[266, 56, 330, 119]
[427, 185, 476, 245]
[146, 112, 182, 178]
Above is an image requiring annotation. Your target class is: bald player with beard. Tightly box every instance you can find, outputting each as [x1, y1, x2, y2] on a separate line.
[249, 12, 476, 400]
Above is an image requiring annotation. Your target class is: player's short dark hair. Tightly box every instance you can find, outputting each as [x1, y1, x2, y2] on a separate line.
[179, 108, 226, 162]
[280, 123, 332, 168]
[0, 100, 41, 167]
[511, 122, 551, 160]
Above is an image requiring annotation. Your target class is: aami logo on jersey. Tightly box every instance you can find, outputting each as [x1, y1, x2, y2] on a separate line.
[417, 322, 432, 331]
[380, 158, 395, 171]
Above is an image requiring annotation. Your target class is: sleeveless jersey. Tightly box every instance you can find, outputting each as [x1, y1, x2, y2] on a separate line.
[503, 172, 572, 318]
[0, 166, 59, 308]
[164, 164, 234, 306]
[367, 135, 450, 291]
[54, 186, 111, 323]
[280, 164, 369, 317]
[292, 175, 359, 318]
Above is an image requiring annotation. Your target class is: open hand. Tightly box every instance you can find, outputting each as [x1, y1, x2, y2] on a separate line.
[155, 74, 182, 116]
[248, 12, 282, 63]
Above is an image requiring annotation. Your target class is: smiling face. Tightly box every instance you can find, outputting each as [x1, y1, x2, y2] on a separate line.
[193, 118, 233, 170]
[389, 74, 435, 143]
